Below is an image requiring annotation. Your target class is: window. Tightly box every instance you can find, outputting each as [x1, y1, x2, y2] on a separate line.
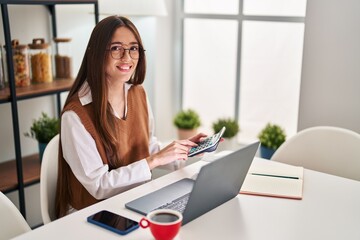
[239, 21, 304, 141]
[183, 19, 238, 130]
[243, 0, 306, 16]
[180, 0, 306, 142]
[184, 0, 239, 14]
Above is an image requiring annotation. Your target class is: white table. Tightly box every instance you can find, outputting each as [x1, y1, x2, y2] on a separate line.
[15, 157, 360, 240]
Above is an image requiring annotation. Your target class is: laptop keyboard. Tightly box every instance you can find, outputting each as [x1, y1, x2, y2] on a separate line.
[155, 193, 190, 213]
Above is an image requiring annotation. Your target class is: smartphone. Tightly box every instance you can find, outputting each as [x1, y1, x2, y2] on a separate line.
[188, 126, 226, 157]
[87, 210, 139, 235]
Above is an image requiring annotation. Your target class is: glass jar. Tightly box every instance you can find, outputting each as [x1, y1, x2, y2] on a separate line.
[12, 39, 31, 87]
[53, 38, 72, 79]
[0, 45, 5, 89]
[28, 38, 53, 83]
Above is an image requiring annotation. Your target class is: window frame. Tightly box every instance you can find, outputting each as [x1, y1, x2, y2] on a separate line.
[174, 0, 305, 137]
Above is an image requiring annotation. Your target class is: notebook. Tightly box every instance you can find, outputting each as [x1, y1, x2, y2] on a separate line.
[240, 159, 304, 199]
[125, 142, 260, 225]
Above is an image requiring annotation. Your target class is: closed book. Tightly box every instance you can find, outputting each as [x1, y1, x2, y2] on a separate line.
[240, 159, 304, 199]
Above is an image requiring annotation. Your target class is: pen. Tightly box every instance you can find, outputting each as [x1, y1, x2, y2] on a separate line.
[251, 173, 299, 180]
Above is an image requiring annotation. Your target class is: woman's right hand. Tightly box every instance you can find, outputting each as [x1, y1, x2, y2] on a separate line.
[146, 139, 197, 170]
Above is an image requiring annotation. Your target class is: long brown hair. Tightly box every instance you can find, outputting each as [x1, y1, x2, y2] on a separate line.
[65, 15, 146, 163]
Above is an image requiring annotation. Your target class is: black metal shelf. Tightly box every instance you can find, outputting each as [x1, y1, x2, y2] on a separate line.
[0, 0, 98, 219]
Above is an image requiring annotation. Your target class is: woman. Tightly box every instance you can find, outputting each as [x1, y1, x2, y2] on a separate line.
[55, 16, 206, 218]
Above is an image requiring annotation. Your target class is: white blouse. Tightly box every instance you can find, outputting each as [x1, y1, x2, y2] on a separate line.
[61, 82, 160, 200]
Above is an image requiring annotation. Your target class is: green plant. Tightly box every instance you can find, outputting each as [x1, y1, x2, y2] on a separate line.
[173, 109, 201, 130]
[212, 118, 240, 139]
[258, 123, 286, 150]
[24, 112, 60, 143]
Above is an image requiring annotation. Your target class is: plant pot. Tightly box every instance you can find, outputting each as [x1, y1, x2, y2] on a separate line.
[177, 128, 197, 140]
[38, 142, 47, 163]
[260, 145, 276, 160]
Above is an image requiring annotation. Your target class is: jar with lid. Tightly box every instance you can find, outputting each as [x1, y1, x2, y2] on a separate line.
[11, 39, 31, 87]
[53, 38, 72, 79]
[0, 45, 5, 89]
[28, 38, 53, 83]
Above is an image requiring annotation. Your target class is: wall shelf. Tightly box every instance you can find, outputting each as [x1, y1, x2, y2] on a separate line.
[0, 79, 74, 103]
[0, 154, 40, 193]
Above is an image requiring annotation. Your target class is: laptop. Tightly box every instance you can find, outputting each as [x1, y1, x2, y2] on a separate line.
[125, 141, 259, 225]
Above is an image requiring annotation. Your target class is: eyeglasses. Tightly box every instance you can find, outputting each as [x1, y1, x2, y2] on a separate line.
[107, 45, 145, 60]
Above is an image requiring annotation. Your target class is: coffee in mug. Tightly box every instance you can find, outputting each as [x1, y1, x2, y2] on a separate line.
[140, 209, 182, 240]
[150, 212, 179, 223]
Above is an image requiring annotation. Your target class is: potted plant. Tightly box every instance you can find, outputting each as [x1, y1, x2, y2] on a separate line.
[25, 112, 60, 161]
[258, 123, 286, 159]
[173, 109, 201, 139]
[212, 118, 240, 151]
[212, 118, 240, 139]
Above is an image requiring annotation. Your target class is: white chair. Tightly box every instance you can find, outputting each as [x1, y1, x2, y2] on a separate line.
[40, 134, 59, 224]
[271, 126, 360, 181]
[0, 191, 31, 239]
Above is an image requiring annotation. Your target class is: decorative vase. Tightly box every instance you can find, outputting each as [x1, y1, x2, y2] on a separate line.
[38, 142, 47, 163]
[177, 128, 197, 140]
[260, 145, 276, 160]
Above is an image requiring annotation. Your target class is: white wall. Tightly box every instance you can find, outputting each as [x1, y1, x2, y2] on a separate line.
[298, 0, 360, 133]
[154, 0, 177, 141]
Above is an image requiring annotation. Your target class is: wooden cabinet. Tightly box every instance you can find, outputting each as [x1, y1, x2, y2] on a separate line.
[0, 0, 98, 219]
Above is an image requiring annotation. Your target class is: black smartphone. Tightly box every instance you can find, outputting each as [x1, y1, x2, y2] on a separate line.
[87, 210, 139, 235]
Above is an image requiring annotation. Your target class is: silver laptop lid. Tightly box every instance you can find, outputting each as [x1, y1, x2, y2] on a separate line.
[182, 142, 259, 224]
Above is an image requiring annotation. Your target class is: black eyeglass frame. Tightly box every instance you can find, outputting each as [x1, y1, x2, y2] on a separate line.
[106, 46, 146, 60]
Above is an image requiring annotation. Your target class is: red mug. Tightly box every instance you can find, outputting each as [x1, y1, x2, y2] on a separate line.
[140, 209, 183, 240]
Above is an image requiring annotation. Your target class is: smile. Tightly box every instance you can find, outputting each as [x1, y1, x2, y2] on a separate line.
[117, 65, 132, 72]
